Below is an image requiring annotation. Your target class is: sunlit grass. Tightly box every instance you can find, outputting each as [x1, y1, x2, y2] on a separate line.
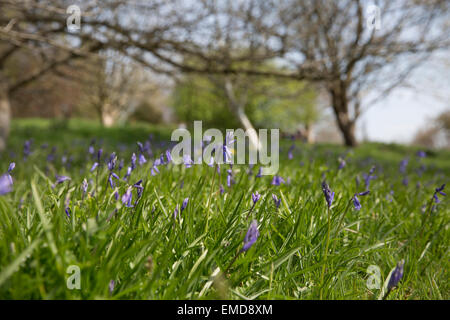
[0, 119, 448, 299]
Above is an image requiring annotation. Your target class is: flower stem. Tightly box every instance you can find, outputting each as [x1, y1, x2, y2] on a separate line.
[320, 206, 331, 299]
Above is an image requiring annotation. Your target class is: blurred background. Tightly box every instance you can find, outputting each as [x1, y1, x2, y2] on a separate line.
[0, 0, 449, 151]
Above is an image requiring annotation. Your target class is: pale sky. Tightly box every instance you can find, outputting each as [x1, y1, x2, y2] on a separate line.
[357, 57, 449, 144]
[358, 89, 449, 144]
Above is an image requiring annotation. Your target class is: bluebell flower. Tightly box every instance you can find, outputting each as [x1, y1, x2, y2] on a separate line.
[108, 172, 119, 189]
[133, 180, 144, 199]
[338, 158, 346, 170]
[417, 151, 426, 158]
[387, 260, 405, 292]
[82, 179, 88, 195]
[288, 145, 294, 160]
[433, 184, 446, 203]
[242, 220, 259, 252]
[399, 159, 408, 174]
[363, 166, 377, 188]
[271, 175, 285, 186]
[252, 191, 261, 204]
[109, 280, 115, 295]
[131, 153, 137, 170]
[353, 191, 370, 210]
[181, 197, 189, 213]
[8, 162, 15, 173]
[55, 175, 71, 184]
[183, 155, 193, 168]
[122, 187, 133, 207]
[272, 194, 281, 208]
[97, 148, 103, 163]
[0, 174, 13, 195]
[65, 207, 71, 218]
[138, 153, 147, 166]
[151, 165, 159, 176]
[166, 149, 172, 163]
[108, 152, 117, 171]
[118, 159, 124, 171]
[223, 132, 235, 164]
[23, 140, 32, 160]
[227, 169, 232, 187]
[321, 181, 335, 208]
[402, 177, 409, 186]
[256, 167, 262, 178]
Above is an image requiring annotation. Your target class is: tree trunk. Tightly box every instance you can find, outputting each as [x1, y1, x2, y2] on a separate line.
[0, 81, 10, 152]
[330, 83, 358, 147]
[224, 79, 261, 150]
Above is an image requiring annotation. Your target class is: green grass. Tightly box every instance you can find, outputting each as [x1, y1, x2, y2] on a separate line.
[0, 118, 448, 299]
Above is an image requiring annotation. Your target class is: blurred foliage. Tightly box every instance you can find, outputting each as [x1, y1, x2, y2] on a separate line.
[171, 64, 318, 131]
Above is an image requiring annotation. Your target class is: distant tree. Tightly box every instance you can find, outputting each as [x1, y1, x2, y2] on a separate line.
[413, 110, 450, 149]
[172, 69, 319, 143]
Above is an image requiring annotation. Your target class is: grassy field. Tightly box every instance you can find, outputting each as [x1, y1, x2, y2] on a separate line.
[0, 118, 448, 299]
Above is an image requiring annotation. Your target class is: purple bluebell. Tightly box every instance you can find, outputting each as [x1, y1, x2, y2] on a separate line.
[183, 155, 193, 168]
[352, 191, 370, 211]
[271, 175, 285, 186]
[173, 205, 179, 219]
[151, 165, 159, 176]
[227, 169, 232, 187]
[122, 187, 133, 207]
[108, 153, 117, 171]
[131, 153, 137, 170]
[88, 145, 95, 155]
[118, 159, 124, 171]
[321, 181, 335, 208]
[108, 172, 119, 189]
[242, 220, 259, 252]
[387, 260, 405, 292]
[256, 167, 262, 178]
[0, 174, 13, 195]
[23, 140, 32, 160]
[55, 175, 71, 184]
[133, 180, 144, 199]
[402, 177, 409, 186]
[219, 184, 225, 195]
[399, 159, 408, 174]
[288, 145, 294, 160]
[47, 147, 56, 163]
[82, 179, 88, 195]
[166, 149, 172, 163]
[137, 142, 144, 153]
[109, 280, 115, 295]
[338, 158, 346, 170]
[433, 184, 446, 203]
[65, 207, 71, 218]
[223, 132, 235, 164]
[363, 166, 377, 189]
[8, 162, 15, 173]
[252, 192, 261, 204]
[97, 148, 103, 163]
[272, 194, 281, 208]
[416, 151, 426, 158]
[123, 166, 132, 180]
[181, 197, 189, 212]
[207, 156, 215, 167]
[138, 153, 147, 166]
